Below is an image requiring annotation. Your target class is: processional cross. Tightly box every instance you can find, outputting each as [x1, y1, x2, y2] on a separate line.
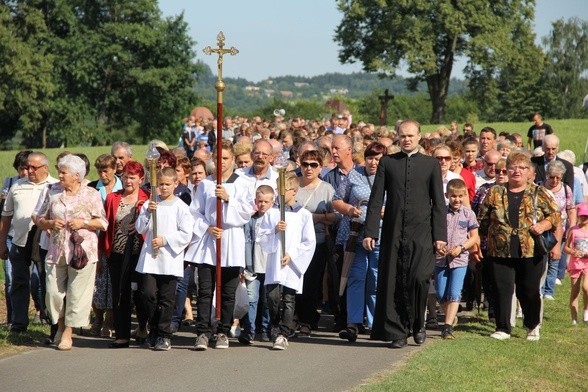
[203, 31, 239, 320]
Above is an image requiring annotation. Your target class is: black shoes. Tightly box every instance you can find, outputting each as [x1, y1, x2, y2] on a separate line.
[390, 337, 408, 349]
[338, 327, 358, 342]
[413, 328, 426, 345]
[109, 340, 130, 349]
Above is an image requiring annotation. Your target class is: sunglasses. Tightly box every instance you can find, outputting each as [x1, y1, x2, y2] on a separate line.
[496, 169, 508, 175]
[435, 156, 452, 162]
[301, 161, 320, 169]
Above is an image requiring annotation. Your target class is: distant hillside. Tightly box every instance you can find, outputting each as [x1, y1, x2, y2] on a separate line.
[194, 62, 467, 114]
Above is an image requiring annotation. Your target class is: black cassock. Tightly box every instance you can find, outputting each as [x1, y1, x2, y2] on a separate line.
[364, 151, 446, 341]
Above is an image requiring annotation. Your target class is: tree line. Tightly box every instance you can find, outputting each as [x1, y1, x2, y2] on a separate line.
[1, 1, 587, 149]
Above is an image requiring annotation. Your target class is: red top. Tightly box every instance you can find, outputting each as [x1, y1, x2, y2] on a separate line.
[99, 188, 150, 258]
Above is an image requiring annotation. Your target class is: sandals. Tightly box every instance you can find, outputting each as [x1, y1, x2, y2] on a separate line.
[338, 326, 358, 342]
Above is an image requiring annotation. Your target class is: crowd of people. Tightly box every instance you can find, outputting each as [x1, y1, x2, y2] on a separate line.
[1, 111, 588, 352]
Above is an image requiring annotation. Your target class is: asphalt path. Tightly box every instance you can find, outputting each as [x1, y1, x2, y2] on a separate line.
[0, 316, 436, 392]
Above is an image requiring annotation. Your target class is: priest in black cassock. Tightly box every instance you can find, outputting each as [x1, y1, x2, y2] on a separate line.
[363, 119, 447, 349]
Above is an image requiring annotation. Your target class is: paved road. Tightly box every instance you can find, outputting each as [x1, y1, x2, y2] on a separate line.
[0, 317, 435, 392]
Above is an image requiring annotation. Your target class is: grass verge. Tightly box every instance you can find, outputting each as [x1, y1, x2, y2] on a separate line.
[357, 278, 588, 391]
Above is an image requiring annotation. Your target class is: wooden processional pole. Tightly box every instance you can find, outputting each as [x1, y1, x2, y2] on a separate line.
[203, 32, 239, 320]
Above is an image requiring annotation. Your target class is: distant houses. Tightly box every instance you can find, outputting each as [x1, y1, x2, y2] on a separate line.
[244, 81, 348, 98]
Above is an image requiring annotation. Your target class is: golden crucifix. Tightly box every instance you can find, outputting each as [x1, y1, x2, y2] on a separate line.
[202, 31, 238, 320]
[203, 31, 239, 103]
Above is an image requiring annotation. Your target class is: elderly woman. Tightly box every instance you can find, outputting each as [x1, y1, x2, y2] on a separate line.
[36, 155, 108, 351]
[88, 154, 123, 337]
[333, 142, 386, 341]
[468, 158, 509, 315]
[100, 161, 150, 348]
[478, 152, 560, 341]
[293, 149, 338, 338]
[541, 160, 576, 300]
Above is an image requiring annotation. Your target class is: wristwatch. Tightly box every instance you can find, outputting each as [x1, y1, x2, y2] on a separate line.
[460, 245, 466, 253]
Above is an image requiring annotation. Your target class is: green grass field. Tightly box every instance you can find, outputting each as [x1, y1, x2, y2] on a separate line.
[0, 119, 586, 181]
[356, 278, 588, 391]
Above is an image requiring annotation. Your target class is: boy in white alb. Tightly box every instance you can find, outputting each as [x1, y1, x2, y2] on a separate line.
[257, 172, 316, 350]
[135, 167, 194, 351]
[185, 140, 254, 350]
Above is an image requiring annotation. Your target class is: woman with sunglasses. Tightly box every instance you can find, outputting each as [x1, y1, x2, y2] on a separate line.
[333, 141, 386, 342]
[294, 150, 337, 337]
[433, 145, 463, 206]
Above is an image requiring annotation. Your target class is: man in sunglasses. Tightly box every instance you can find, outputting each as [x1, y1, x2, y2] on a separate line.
[474, 149, 502, 191]
[0, 152, 57, 333]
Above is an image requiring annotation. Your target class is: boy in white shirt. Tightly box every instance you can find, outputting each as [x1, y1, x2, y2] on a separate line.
[257, 172, 316, 350]
[135, 167, 194, 351]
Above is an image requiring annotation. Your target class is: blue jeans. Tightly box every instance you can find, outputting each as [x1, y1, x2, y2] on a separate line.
[171, 263, 196, 329]
[434, 265, 467, 303]
[346, 243, 379, 327]
[542, 258, 559, 297]
[241, 273, 269, 339]
[3, 237, 12, 323]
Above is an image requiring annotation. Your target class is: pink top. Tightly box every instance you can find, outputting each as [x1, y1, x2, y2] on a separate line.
[567, 225, 588, 271]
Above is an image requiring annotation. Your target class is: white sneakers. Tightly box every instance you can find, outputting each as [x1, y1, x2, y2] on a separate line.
[526, 326, 540, 341]
[490, 331, 511, 340]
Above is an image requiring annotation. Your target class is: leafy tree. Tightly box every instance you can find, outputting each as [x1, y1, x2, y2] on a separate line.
[542, 18, 588, 119]
[0, 2, 55, 147]
[335, 0, 536, 123]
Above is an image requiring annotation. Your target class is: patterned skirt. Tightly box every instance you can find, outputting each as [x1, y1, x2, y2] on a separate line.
[92, 256, 113, 310]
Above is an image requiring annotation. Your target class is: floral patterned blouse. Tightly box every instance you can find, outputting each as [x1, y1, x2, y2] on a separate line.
[477, 184, 561, 258]
[38, 185, 108, 265]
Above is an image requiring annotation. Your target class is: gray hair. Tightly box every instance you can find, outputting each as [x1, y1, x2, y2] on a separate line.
[58, 154, 86, 180]
[557, 150, 576, 165]
[111, 141, 133, 157]
[546, 159, 566, 177]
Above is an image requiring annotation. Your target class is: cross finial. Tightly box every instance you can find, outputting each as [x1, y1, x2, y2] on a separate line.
[203, 31, 239, 91]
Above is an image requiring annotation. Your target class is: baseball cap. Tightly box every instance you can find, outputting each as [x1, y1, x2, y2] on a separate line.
[577, 202, 588, 217]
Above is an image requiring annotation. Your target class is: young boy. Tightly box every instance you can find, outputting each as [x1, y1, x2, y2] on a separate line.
[239, 185, 275, 345]
[135, 167, 194, 351]
[185, 140, 254, 350]
[435, 178, 479, 339]
[257, 172, 316, 350]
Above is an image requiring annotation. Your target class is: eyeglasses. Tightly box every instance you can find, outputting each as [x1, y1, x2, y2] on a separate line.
[435, 156, 452, 162]
[301, 161, 320, 169]
[508, 166, 530, 172]
[27, 164, 46, 171]
[496, 169, 508, 175]
[484, 161, 498, 166]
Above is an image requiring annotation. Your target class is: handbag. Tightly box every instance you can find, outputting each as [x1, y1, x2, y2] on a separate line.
[69, 231, 89, 270]
[532, 186, 558, 257]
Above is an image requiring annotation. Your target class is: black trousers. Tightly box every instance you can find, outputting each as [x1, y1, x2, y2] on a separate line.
[296, 242, 328, 326]
[195, 264, 240, 336]
[491, 256, 545, 334]
[108, 252, 145, 340]
[140, 273, 178, 339]
[267, 284, 296, 336]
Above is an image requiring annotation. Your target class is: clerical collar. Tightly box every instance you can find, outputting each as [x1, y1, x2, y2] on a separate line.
[402, 149, 419, 157]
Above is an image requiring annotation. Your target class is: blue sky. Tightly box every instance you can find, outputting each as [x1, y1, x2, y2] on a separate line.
[159, 0, 585, 82]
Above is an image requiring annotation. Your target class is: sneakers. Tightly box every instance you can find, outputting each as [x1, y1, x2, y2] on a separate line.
[526, 326, 540, 341]
[441, 325, 455, 340]
[215, 333, 229, 349]
[154, 337, 171, 351]
[259, 330, 271, 342]
[194, 334, 209, 351]
[272, 335, 289, 350]
[238, 334, 254, 345]
[543, 295, 555, 301]
[229, 325, 241, 338]
[555, 278, 562, 286]
[298, 324, 311, 338]
[490, 331, 511, 340]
